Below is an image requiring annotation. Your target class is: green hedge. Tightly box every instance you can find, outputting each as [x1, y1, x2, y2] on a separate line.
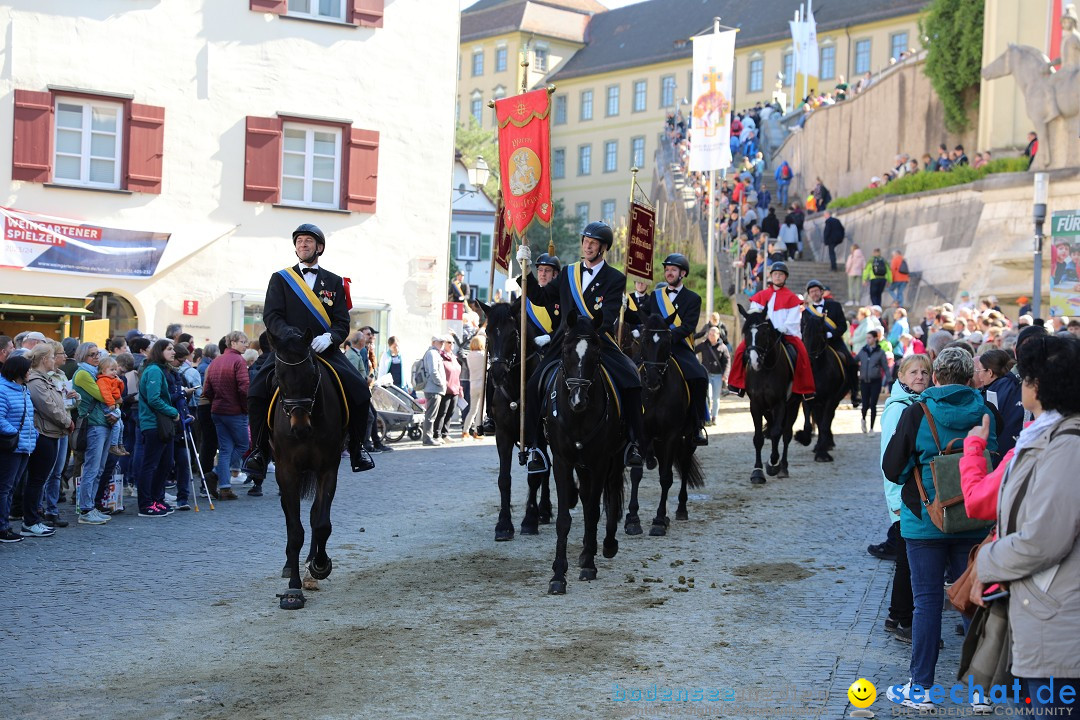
[830, 157, 1030, 210]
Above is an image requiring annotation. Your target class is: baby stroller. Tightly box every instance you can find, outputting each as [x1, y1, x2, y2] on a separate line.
[370, 382, 425, 443]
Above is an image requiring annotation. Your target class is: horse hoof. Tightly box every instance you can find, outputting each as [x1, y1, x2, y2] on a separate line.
[765, 463, 780, 477]
[777, 467, 789, 479]
[538, 513, 551, 525]
[548, 580, 567, 595]
[794, 430, 812, 446]
[278, 589, 305, 610]
[603, 539, 618, 559]
[675, 509, 689, 521]
[814, 453, 834, 462]
[281, 565, 290, 579]
[519, 522, 538, 536]
[495, 527, 515, 541]
[579, 568, 597, 581]
[308, 556, 332, 580]
[649, 523, 667, 537]
[624, 521, 643, 536]
[750, 469, 767, 485]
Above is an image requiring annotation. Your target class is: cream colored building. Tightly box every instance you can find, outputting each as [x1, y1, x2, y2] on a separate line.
[459, 0, 926, 230]
[1, 0, 458, 358]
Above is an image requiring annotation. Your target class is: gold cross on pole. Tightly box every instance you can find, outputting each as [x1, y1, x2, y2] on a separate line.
[702, 66, 723, 94]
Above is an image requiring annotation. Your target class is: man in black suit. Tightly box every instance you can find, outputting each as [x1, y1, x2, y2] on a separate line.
[822, 211, 845, 271]
[243, 223, 374, 478]
[629, 253, 710, 447]
[518, 221, 644, 472]
[805, 279, 859, 405]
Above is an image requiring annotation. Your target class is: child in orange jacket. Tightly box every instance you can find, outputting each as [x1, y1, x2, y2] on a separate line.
[96, 356, 130, 457]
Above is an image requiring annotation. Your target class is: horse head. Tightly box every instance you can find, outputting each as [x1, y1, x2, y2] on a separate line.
[982, 43, 1052, 81]
[484, 301, 521, 388]
[739, 304, 780, 373]
[801, 309, 827, 359]
[561, 312, 603, 412]
[267, 328, 318, 439]
[638, 311, 672, 393]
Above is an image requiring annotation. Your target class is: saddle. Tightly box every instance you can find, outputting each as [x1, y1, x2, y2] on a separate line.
[540, 360, 622, 420]
[268, 355, 349, 429]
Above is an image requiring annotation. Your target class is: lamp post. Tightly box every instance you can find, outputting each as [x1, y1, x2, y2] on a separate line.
[468, 155, 490, 190]
[1032, 172, 1049, 319]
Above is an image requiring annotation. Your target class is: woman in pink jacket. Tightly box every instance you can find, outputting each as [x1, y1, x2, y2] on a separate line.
[845, 243, 866, 306]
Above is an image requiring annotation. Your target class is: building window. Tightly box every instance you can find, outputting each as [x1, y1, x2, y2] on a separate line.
[470, 94, 483, 125]
[855, 39, 872, 75]
[633, 80, 647, 112]
[575, 202, 590, 224]
[580, 89, 593, 120]
[748, 58, 763, 93]
[491, 86, 506, 126]
[53, 98, 123, 189]
[553, 94, 567, 125]
[578, 144, 591, 176]
[281, 122, 342, 209]
[534, 46, 548, 72]
[630, 136, 645, 168]
[660, 75, 676, 107]
[604, 140, 617, 173]
[601, 200, 616, 224]
[456, 232, 480, 261]
[287, 0, 346, 21]
[472, 49, 484, 76]
[606, 85, 619, 116]
[782, 52, 794, 86]
[552, 148, 565, 179]
[820, 45, 836, 80]
[495, 46, 507, 72]
[890, 32, 908, 61]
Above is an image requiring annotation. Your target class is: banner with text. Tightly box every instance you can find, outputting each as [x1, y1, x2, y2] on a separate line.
[1050, 209, 1080, 317]
[626, 202, 656, 280]
[689, 30, 737, 173]
[0, 206, 170, 278]
[495, 89, 553, 238]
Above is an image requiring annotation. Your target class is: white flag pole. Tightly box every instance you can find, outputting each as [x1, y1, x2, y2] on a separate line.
[705, 16, 721, 321]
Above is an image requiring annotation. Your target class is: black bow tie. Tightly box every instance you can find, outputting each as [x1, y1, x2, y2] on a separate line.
[583, 265, 595, 276]
[667, 288, 678, 296]
[301, 267, 318, 275]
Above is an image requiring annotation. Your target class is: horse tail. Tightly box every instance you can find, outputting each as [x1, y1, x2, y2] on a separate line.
[603, 467, 623, 522]
[674, 445, 706, 489]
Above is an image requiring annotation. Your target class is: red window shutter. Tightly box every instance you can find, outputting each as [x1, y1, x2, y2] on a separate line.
[250, 0, 287, 13]
[244, 116, 282, 204]
[345, 128, 379, 213]
[125, 103, 165, 194]
[350, 0, 384, 27]
[12, 90, 53, 183]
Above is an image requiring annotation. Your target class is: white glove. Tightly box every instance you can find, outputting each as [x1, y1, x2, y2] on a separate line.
[310, 332, 332, 353]
[534, 334, 551, 347]
[631, 329, 641, 339]
[516, 245, 531, 267]
[826, 331, 834, 339]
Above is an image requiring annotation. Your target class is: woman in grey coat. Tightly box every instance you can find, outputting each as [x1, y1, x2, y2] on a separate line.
[857, 329, 890, 432]
[970, 334, 1080, 714]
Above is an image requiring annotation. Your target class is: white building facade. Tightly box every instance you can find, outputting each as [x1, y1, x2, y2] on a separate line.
[449, 157, 503, 302]
[0, 0, 458, 359]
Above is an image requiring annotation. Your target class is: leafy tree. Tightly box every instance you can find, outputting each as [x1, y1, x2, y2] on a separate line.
[454, 118, 500, 198]
[920, 0, 984, 132]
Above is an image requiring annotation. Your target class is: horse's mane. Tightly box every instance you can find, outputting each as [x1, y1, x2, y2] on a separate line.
[273, 332, 309, 360]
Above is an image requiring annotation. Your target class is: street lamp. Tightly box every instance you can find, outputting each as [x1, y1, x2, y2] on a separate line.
[1033, 172, 1049, 319]
[468, 156, 489, 189]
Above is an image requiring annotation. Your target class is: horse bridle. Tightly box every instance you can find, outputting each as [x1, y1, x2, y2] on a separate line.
[276, 351, 321, 416]
[803, 314, 828, 360]
[639, 327, 672, 387]
[746, 320, 782, 370]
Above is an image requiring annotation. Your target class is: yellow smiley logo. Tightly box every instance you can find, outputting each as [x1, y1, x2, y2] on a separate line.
[847, 679, 876, 709]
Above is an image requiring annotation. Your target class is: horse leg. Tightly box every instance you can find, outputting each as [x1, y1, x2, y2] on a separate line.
[538, 437, 552, 524]
[577, 468, 600, 582]
[278, 476, 306, 609]
[793, 397, 815, 446]
[750, 403, 766, 485]
[548, 461, 574, 594]
[624, 464, 643, 535]
[777, 399, 799, 479]
[495, 432, 515, 541]
[601, 463, 620, 560]
[307, 469, 337, 580]
[765, 406, 784, 476]
[650, 447, 673, 536]
[521, 468, 540, 536]
[815, 399, 837, 462]
[675, 447, 690, 521]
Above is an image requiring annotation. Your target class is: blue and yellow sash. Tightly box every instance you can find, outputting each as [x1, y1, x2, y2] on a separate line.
[807, 303, 838, 333]
[655, 288, 694, 349]
[568, 262, 593, 319]
[526, 300, 553, 333]
[278, 267, 331, 332]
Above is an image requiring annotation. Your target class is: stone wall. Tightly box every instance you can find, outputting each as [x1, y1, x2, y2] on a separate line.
[771, 57, 977, 201]
[803, 169, 1080, 315]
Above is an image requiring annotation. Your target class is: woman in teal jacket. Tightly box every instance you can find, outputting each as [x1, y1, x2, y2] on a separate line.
[882, 347, 999, 710]
[135, 340, 179, 517]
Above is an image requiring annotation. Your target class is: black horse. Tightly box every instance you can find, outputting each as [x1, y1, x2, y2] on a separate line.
[738, 306, 801, 484]
[544, 314, 625, 594]
[480, 301, 551, 541]
[626, 313, 705, 536]
[795, 311, 851, 462]
[266, 329, 346, 610]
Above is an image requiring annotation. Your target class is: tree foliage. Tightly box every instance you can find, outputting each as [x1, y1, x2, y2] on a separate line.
[920, 0, 985, 132]
[454, 118, 501, 198]
[830, 157, 1028, 209]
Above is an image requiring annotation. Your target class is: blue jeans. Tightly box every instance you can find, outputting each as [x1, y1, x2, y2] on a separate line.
[212, 414, 248, 490]
[43, 434, 67, 516]
[707, 373, 725, 421]
[79, 424, 111, 513]
[889, 281, 908, 307]
[777, 182, 789, 208]
[1023, 678, 1079, 715]
[136, 429, 172, 510]
[906, 537, 981, 686]
[106, 412, 123, 448]
[0, 451, 30, 533]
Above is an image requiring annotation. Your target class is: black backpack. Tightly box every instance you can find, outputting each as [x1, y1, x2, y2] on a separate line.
[872, 256, 888, 278]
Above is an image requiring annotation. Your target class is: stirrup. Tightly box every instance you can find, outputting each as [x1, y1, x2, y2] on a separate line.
[624, 443, 643, 469]
[242, 449, 268, 478]
[693, 428, 709, 446]
[526, 448, 549, 474]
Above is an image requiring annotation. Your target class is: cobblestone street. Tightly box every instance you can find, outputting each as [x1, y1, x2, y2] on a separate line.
[2, 397, 969, 720]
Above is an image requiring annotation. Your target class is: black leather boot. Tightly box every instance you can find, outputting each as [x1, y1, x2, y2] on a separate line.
[243, 397, 271, 480]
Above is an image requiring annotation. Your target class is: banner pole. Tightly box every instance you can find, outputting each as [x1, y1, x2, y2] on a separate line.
[704, 17, 721, 322]
[517, 50, 531, 457]
[478, 194, 502, 437]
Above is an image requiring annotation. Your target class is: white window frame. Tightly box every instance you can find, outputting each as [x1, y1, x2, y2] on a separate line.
[553, 94, 568, 125]
[633, 80, 647, 112]
[470, 91, 483, 125]
[601, 199, 616, 224]
[855, 39, 872, 75]
[820, 44, 836, 80]
[575, 202, 590, 224]
[660, 75, 676, 108]
[603, 140, 617, 173]
[580, 89, 593, 121]
[606, 85, 619, 117]
[472, 49, 484, 77]
[890, 32, 909, 61]
[491, 86, 506, 126]
[578, 144, 591, 176]
[287, 0, 346, 21]
[748, 57, 764, 93]
[457, 232, 481, 261]
[630, 136, 645, 168]
[495, 45, 508, 73]
[782, 50, 794, 87]
[552, 148, 566, 179]
[280, 122, 342, 210]
[534, 46, 549, 73]
[53, 96, 123, 190]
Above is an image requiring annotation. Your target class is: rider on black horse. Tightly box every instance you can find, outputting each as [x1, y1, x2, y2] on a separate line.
[805, 280, 858, 378]
[626, 253, 710, 447]
[243, 223, 375, 479]
[517, 221, 645, 473]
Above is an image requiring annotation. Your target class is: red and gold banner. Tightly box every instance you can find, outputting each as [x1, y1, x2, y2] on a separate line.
[493, 199, 513, 273]
[626, 202, 655, 280]
[495, 89, 552, 238]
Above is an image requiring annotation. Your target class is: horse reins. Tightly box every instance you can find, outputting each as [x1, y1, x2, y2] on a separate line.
[276, 351, 322, 417]
[746, 322, 783, 370]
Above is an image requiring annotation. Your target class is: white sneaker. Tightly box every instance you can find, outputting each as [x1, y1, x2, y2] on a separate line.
[124, 484, 137, 497]
[78, 510, 108, 525]
[164, 493, 177, 504]
[20, 522, 56, 537]
[89, 509, 112, 523]
[861, 417, 868, 433]
[971, 689, 992, 714]
[887, 680, 935, 711]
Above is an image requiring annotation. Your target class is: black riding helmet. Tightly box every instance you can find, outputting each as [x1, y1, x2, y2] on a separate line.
[662, 253, 690, 275]
[806, 279, 825, 292]
[292, 223, 326, 256]
[536, 253, 562, 272]
[581, 221, 614, 249]
[770, 262, 790, 277]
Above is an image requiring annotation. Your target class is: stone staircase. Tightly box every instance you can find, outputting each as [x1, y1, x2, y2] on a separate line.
[783, 260, 851, 304]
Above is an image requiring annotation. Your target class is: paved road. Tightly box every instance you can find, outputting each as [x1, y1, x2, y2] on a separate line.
[1, 398, 969, 720]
